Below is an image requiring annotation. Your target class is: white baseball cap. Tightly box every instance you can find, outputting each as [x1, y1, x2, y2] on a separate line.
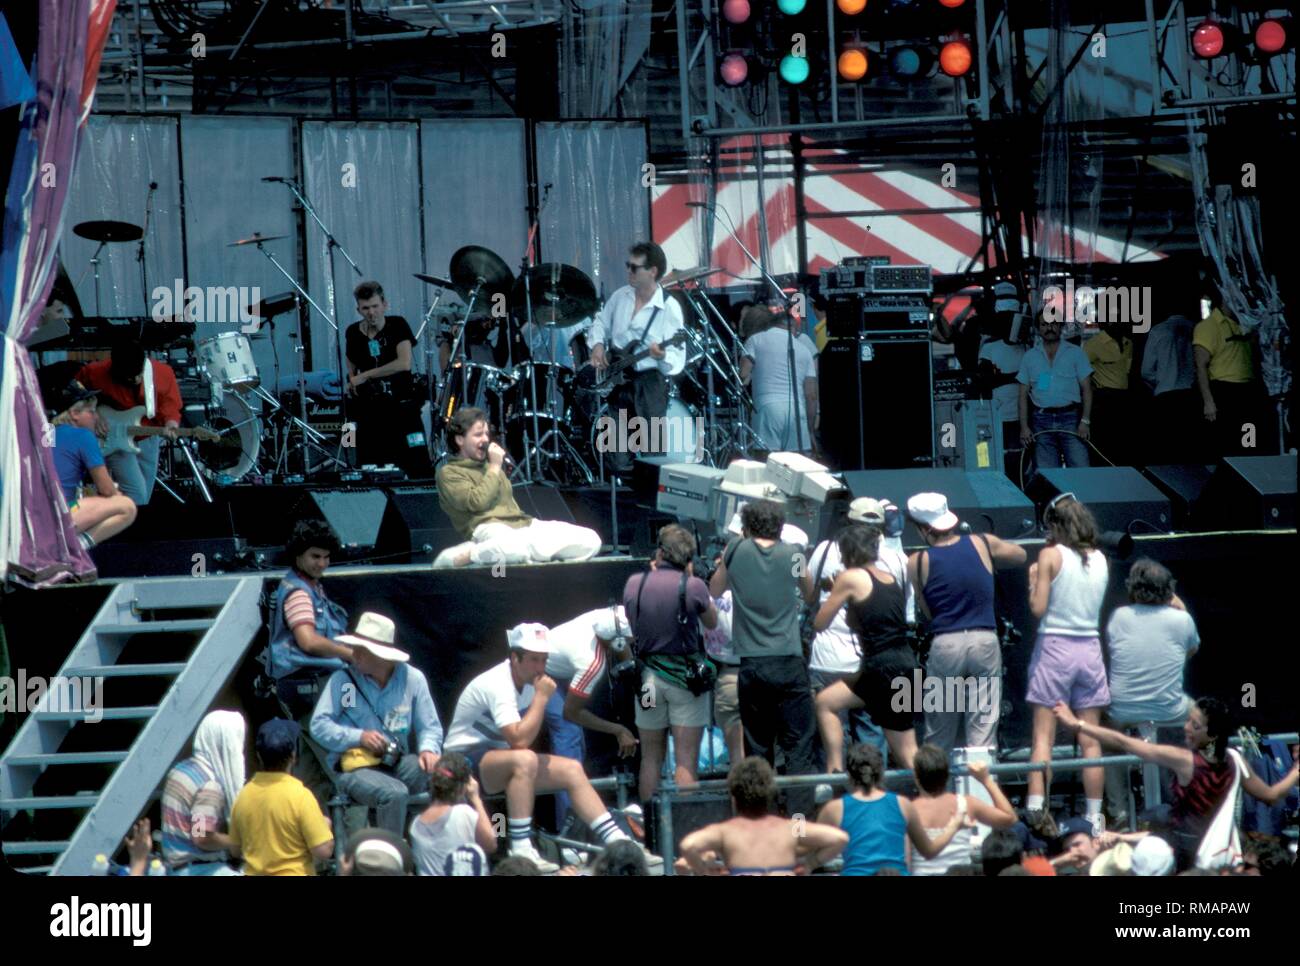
[847, 497, 887, 524]
[1130, 836, 1175, 876]
[906, 492, 959, 531]
[591, 606, 630, 645]
[507, 622, 552, 654]
[337, 613, 411, 663]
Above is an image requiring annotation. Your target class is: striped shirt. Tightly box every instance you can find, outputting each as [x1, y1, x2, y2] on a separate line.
[1170, 752, 1235, 834]
[161, 757, 228, 865]
[283, 589, 317, 629]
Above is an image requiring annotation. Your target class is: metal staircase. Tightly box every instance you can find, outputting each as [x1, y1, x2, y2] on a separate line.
[0, 576, 263, 875]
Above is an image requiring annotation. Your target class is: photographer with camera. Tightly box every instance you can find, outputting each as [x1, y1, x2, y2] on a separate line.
[309, 613, 444, 835]
[624, 525, 719, 803]
[710, 501, 818, 818]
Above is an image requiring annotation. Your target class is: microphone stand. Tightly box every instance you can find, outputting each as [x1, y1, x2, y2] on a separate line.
[694, 201, 804, 454]
[275, 178, 363, 474]
[414, 287, 446, 462]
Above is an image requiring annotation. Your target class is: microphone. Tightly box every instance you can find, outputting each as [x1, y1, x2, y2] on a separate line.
[261, 176, 288, 183]
[148, 181, 158, 191]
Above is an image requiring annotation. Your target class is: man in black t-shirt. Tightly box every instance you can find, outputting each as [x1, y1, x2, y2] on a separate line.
[344, 280, 432, 477]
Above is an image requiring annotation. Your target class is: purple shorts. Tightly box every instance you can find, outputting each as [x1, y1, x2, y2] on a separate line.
[1025, 634, 1110, 709]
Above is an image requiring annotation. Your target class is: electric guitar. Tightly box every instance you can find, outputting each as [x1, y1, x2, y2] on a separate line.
[574, 330, 689, 401]
[99, 405, 220, 457]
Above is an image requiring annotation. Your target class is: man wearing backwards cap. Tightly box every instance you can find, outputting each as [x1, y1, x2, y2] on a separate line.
[310, 612, 444, 836]
[444, 623, 653, 873]
[542, 606, 640, 827]
[228, 719, 334, 875]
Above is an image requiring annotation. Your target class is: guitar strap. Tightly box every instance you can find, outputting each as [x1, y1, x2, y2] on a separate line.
[627, 305, 661, 353]
[140, 359, 156, 420]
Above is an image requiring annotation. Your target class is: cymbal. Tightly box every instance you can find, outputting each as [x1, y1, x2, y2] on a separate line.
[662, 266, 722, 287]
[449, 246, 513, 298]
[73, 220, 143, 243]
[228, 232, 287, 248]
[414, 272, 454, 289]
[511, 263, 598, 327]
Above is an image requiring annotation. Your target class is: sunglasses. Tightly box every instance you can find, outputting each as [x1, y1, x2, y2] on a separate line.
[626, 262, 648, 272]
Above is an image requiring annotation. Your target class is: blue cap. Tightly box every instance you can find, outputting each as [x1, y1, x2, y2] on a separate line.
[256, 718, 300, 762]
[1058, 817, 1095, 843]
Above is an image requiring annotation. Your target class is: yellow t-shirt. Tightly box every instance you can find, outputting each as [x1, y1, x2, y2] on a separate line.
[229, 771, 333, 876]
[1193, 309, 1253, 383]
[1083, 331, 1133, 390]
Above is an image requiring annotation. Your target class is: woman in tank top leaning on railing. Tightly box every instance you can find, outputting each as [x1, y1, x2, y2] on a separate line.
[1022, 493, 1110, 838]
[909, 744, 1018, 875]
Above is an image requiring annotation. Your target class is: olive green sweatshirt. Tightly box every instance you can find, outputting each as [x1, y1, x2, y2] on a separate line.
[436, 458, 532, 538]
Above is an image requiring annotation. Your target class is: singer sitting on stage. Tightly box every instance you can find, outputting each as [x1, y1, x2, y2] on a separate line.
[432, 406, 602, 568]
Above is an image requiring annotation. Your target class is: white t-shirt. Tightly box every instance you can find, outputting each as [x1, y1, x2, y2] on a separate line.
[743, 327, 816, 405]
[806, 537, 914, 674]
[444, 660, 534, 755]
[978, 337, 1027, 423]
[410, 804, 479, 876]
[545, 609, 608, 698]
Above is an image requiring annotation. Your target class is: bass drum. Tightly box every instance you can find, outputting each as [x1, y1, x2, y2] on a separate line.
[191, 393, 261, 483]
[587, 397, 701, 464]
[438, 361, 515, 433]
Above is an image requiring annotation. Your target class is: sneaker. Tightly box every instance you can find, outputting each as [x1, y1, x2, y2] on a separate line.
[512, 845, 560, 875]
[629, 840, 665, 875]
[1024, 808, 1059, 841]
[560, 847, 583, 866]
[619, 804, 646, 841]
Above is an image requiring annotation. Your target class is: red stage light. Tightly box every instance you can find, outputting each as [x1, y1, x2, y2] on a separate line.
[722, 0, 751, 25]
[1255, 19, 1288, 55]
[838, 48, 869, 81]
[721, 52, 750, 86]
[939, 0, 966, 7]
[939, 40, 972, 76]
[1192, 20, 1225, 58]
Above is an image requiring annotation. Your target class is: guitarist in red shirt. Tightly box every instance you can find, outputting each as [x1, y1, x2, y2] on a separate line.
[584, 242, 686, 472]
[76, 340, 182, 506]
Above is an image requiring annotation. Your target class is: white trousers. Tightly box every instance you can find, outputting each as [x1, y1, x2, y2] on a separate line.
[433, 519, 602, 568]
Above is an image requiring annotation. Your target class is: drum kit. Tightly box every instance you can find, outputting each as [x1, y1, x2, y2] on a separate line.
[67, 213, 766, 493]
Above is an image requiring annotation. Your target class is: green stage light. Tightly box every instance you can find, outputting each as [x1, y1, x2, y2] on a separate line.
[779, 54, 811, 84]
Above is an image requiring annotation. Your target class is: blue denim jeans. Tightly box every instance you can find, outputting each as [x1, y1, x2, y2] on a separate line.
[336, 753, 428, 835]
[1031, 407, 1090, 470]
[105, 435, 162, 505]
[543, 678, 585, 826]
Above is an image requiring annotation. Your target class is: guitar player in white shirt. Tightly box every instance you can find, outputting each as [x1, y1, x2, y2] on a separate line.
[584, 241, 686, 471]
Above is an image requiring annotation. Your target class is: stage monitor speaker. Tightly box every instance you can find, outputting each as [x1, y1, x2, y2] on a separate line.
[1141, 464, 1215, 531]
[292, 489, 390, 559]
[1196, 455, 1297, 531]
[819, 336, 934, 471]
[1026, 467, 1172, 534]
[841, 468, 1036, 544]
[377, 487, 461, 563]
[512, 484, 577, 525]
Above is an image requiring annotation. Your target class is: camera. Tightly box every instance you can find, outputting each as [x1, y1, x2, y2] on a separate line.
[380, 739, 402, 769]
[682, 655, 717, 696]
[998, 616, 1022, 649]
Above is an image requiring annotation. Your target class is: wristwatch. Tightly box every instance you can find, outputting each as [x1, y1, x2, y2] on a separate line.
[1080, 418, 1091, 425]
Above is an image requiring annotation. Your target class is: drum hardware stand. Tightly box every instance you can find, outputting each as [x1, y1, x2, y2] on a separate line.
[243, 383, 340, 472]
[272, 179, 364, 475]
[434, 277, 487, 445]
[173, 437, 214, 503]
[247, 236, 341, 475]
[414, 286, 448, 464]
[678, 284, 765, 460]
[516, 190, 551, 485]
[87, 240, 108, 315]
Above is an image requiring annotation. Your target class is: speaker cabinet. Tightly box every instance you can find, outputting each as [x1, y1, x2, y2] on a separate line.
[1027, 467, 1172, 533]
[1197, 455, 1297, 530]
[842, 468, 1036, 542]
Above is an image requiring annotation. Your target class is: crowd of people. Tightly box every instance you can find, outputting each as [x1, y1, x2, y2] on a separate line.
[102, 471, 1294, 878]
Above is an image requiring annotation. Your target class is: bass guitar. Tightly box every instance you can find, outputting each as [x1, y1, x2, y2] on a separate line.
[574, 330, 689, 402]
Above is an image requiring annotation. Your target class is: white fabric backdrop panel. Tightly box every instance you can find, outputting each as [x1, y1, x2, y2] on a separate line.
[60, 115, 184, 318]
[180, 115, 299, 390]
[419, 119, 528, 302]
[300, 121, 424, 374]
[536, 122, 649, 303]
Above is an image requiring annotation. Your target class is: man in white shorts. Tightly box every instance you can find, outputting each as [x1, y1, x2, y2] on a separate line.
[433, 406, 602, 568]
[543, 606, 640, 826]
[443, 623, 656, 872]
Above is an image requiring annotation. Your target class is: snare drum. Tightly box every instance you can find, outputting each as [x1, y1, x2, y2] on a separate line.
[197, 332, 260, 390]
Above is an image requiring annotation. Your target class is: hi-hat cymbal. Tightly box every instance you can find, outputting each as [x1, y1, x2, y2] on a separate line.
[449, 246, 513, 298]
[73, 220, 143, 243]
[662, 266, 722, 287]
[511, 263, 598, 327]
[228, 232, 288, 247]
[414, 272, 454, 289]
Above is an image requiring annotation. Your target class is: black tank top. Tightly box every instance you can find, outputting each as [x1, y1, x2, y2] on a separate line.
[845, 569, 909, 658]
